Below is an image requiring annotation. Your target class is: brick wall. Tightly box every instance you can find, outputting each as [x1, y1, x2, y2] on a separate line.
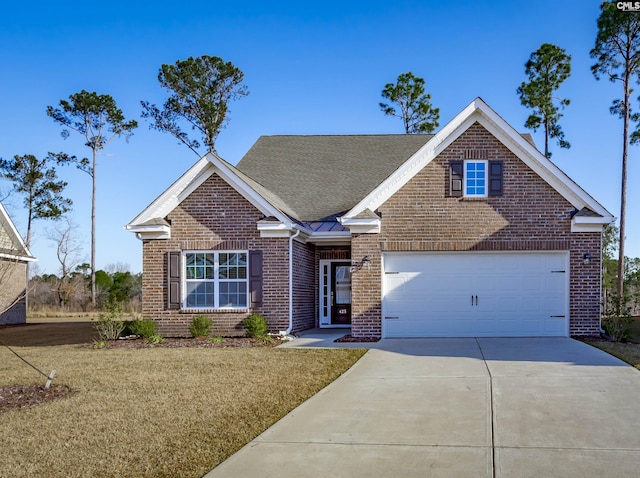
[351, 234, 382, 337]
[292, 241, 316, 332]
[142, 172, 291, 337]
[351, 122, 602, 337]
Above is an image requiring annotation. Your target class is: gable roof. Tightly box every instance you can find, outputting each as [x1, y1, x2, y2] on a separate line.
[128, 97, 613, 239]
[126, 153, 296, 237]
[236, 135, 431, 221]
[0, 202, 35, 262]
[343, 97, 614, 225]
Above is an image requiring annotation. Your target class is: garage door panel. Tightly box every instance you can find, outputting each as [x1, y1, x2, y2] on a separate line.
[383, 252, 568, 338]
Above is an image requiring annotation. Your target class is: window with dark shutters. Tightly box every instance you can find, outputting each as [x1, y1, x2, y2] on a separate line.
[449, 160, 463, 197]
[488, 160, 503, 196]
[249, 250, 263, 308]
[167, 251, 181, 309]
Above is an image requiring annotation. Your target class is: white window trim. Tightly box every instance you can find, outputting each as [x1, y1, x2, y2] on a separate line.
[464, 160, 488, 198]
[182, 250, 249, 310]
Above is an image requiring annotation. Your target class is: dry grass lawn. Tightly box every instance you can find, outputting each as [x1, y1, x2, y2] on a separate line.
[588, 341, 640, 370]
[0, 324, 366, 477]
[588, 317, 640, 371]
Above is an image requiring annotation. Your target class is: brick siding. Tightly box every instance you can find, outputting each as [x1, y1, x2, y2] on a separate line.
[351, 122, 602, 337]
[142, 172, 295, 337]
[292, 240, 316, 332]
[143, 123, 603, 339]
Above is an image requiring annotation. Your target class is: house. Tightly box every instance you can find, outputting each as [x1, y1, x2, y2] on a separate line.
[127, 98, 613, 338]
[0, 202, 36, 325]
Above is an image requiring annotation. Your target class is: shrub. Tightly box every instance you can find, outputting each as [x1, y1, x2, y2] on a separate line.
[128, 319, 158, 339]
[145, 334, 167, 344]
[257, 334, 274, 344]
[603, 295, 634, 342]
[243, 314, 269, 338]
[121, 321, 136, 336]
[189, 315, 213, 338]
[92, 339, 109, 349]
[93, 301, 125, 341]
[603, 316, 633, 342]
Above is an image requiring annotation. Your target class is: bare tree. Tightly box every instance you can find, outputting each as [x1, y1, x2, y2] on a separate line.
[46, 217, 85, 307]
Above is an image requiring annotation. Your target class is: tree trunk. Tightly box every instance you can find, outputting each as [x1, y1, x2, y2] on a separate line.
[544, 117, 550, 158]
[91, 149, 97, 308]
[618, 69, 630, 309]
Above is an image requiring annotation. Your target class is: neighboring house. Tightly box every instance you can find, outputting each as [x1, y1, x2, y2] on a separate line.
[127, 98, 613, 338]
[0, 202, 36, 325]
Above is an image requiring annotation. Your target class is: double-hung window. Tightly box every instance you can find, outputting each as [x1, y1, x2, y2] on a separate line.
[464, 160, 487, 197]
[184, 251, 248, 309]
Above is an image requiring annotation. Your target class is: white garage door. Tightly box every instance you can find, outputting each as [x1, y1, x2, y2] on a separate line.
[383, 252, 568, 338]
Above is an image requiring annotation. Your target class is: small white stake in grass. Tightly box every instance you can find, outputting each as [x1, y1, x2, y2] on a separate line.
[45, 370, 56, 389]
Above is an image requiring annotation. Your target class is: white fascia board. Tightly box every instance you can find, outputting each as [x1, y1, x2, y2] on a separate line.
[344, 97, 614, 224]
[257, 221, 293, 238]
[571, 214, 614, 233]
[571, 222, 608, 233]
[0, 252, 37, 262]
[125, 224, 171, 240]
[0, 202, 34, 260]
[258, 222, 309, 242]
[306, 232, 352, 245]
[339, 217, 381, 234]
[127, 156, 212, 228]
[127, 153, 293, 232]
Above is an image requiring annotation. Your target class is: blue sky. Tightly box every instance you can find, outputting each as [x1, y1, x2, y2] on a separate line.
[0, 0, 635, 274]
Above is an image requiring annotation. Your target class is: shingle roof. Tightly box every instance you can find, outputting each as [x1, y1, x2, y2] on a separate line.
[236, 135, 432, 221]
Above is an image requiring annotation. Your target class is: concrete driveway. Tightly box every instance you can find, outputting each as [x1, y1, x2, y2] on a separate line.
[205, 338, 640, 478]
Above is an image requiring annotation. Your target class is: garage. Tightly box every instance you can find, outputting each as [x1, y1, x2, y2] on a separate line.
[382, 252, 569, 338]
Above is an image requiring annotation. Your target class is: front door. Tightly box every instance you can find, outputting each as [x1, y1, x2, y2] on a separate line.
[331, 262, 352, 325]
[319, 260, 352, 327]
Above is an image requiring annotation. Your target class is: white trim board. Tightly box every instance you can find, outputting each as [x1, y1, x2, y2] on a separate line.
[344, 97, 614, 227]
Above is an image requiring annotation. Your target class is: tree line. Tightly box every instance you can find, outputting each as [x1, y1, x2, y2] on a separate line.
[29, 265, 141, 313]
[0, 2, 636, 315]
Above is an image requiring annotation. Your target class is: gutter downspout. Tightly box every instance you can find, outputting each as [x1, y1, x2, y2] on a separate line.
[282, 227, 301, 335]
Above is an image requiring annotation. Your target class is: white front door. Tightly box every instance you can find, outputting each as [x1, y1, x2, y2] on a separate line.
[319, 260, 352, 328]
[382, 252, 569, 337]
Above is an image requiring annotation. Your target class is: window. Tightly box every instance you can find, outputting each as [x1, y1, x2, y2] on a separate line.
[464, 160, 487, 197]
[184, 251, 248, 309]
[449, 160, 502, 197]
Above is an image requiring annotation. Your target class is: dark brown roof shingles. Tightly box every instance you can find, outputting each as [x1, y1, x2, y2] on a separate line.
[236, 135, 431, 221]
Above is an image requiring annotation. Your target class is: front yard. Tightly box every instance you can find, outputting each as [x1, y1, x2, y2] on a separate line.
[587, 317, 640, 370]
[0, 324, 365, 478]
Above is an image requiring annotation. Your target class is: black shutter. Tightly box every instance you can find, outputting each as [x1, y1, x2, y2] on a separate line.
[249, 250, 263, 308]
[449, 161, 463, 197]
[488, 160, 503, 196]
[167, 251, 181, 310]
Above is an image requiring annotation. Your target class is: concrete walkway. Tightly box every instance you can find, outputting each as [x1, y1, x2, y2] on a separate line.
[205, 337, 640, 478]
